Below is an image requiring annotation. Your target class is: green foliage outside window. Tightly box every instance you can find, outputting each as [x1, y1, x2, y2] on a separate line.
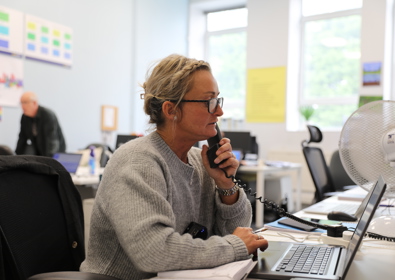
[302, 15, 360, 128]
[208, 32, 246, 120]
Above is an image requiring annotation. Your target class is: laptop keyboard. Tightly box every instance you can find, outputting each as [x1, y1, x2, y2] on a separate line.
[275, 244, 333, 275]
[330, 203, 359, 214]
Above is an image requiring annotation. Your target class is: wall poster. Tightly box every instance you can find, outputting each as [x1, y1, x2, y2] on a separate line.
[246, 66, 286, 123]
[24, 14, 73, 67]
[0, 54, 23, 107]
[0, 5, 24, 56]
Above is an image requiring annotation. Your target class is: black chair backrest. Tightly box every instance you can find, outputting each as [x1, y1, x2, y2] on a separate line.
[302, 146, 335, 202]
[0, 155, 85, 280]
[301, 125, 336, 202]
[329, 149, 355, 191]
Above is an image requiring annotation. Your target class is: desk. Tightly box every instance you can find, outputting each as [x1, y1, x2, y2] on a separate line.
[72, 174, 101, 185]
[247, 190, 395, 279]
[71, 166, 103, 185]
[71, 166, 103, 200]
[238, 162, 302, 228]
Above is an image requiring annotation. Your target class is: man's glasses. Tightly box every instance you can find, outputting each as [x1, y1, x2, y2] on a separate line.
[179, 97, 224, 114]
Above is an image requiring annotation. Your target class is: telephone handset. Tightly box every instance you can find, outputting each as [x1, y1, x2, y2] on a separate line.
[207, 123, 223, 168]
[205, 124, 354, 238]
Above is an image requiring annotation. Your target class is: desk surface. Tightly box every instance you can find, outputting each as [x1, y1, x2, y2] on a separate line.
[238, 162, 302, 173]
[247, 188, 395, 279]
[71, 166, 103, 185]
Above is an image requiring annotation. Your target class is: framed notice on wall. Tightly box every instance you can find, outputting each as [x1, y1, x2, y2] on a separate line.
[101, 105, 118, 131]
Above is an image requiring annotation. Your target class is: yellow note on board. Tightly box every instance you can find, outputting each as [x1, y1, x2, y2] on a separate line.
[246, 66, 286, 123]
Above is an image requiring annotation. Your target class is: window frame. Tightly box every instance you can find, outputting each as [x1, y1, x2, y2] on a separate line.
[297, 7, 362, 130]
[204, 25, 247, 117]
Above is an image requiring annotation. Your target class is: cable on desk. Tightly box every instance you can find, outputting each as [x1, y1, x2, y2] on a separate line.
[224, 171, 330, 229]
[276, 232, 320, 243]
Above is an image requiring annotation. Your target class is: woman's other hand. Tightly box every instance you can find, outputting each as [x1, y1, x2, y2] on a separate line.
[232, 227, 269, 255]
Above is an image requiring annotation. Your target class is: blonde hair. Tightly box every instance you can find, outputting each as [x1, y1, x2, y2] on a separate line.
[142, 54, 211, 127]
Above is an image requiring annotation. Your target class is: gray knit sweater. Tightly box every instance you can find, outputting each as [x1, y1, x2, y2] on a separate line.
[80, 131, 252, 280]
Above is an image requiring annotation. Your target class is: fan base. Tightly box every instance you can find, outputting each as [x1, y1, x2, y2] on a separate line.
[368, 215, 395, 238]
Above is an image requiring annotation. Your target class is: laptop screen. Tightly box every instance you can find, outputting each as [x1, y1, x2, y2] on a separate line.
[53, 153, 82, 174]
[341, 175, 386, 278]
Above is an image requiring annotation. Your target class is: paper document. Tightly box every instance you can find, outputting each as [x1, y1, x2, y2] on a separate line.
[153, 258, 256, 280]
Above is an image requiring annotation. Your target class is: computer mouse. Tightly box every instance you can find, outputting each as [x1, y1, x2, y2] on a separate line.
[327, 211, 357, 222]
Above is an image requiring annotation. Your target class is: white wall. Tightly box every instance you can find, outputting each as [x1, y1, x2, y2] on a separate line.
[131, 0, 189, 135]
[0, 0, 189, 152]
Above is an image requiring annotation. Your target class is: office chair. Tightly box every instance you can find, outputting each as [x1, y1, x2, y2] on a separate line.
[329, 149, 356, 191]
[301, 125, 341, 203]
[0, 155, 120, 280]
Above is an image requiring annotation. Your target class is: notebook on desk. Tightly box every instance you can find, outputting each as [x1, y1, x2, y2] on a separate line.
[53, 153, 82, 174]
[248, 175, 386, 280]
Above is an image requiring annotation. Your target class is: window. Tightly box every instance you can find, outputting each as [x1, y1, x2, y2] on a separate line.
[298, 0, 362, 130]
[205, 8, 247, 121]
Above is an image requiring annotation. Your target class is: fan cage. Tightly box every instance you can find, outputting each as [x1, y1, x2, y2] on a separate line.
[339, 100, 395, 199]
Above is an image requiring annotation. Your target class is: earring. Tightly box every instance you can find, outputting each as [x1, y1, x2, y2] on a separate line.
[174, 116, 177, 120]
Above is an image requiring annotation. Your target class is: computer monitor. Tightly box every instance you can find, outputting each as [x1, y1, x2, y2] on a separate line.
[222, 131, 257, 157]
[115, 134, 138, 149]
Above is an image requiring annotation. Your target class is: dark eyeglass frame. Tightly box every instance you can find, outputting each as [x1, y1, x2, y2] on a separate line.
[178, 97, 224, 114]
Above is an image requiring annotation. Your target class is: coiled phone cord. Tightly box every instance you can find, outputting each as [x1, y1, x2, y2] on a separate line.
[222, 169, 395, 241]
[223, 171, 329, 231]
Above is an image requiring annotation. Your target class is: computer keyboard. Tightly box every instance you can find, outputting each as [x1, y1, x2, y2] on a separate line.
[330, 203, 359, 214]
[275, 244, 333, 275]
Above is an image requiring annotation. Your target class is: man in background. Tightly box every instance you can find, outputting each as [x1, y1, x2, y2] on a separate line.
[15, 91, 66, 157]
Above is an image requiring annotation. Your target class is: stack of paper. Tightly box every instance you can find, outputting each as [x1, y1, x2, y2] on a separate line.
[150, 258, 256, 280]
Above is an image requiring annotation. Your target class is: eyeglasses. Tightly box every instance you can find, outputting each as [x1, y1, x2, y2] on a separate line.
[179, 97, 224, 114]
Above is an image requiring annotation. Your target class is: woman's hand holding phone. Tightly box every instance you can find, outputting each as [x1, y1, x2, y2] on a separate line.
[201, 138, 239, 189]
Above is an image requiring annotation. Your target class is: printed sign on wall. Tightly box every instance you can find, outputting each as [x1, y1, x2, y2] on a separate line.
[24, 14, 73, 67]
[0, 5, 24, 56]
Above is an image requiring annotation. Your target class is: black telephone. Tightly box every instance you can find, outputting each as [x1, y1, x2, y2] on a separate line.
[207, 123, 223, 168]
[205, 123, 352, 237]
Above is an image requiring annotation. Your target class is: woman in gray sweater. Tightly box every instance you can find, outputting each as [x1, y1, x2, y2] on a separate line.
[80, 54, 268, 280]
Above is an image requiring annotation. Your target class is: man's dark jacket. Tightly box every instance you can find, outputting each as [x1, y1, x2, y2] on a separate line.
[15, 105, 66, 157]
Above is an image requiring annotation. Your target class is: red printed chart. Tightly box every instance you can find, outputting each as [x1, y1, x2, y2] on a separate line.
[0, 54, 23, 107]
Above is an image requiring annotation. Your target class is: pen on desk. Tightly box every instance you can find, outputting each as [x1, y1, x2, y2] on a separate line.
[253, 228, 268, 234]
[379, 204, 394, 207]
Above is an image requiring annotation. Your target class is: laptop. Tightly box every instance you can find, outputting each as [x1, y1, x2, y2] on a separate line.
[302, 186, 374, 218]
[115, 134, 138, 149]
[53, 152, 82, 174]
[248, 175, 386, 280]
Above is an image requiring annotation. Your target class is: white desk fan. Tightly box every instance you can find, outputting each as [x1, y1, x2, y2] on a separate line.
[339, 100, 395, 238]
